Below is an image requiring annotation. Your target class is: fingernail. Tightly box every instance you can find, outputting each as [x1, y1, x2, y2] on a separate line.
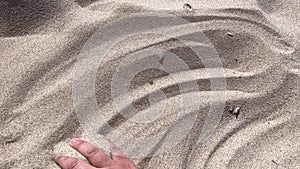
[70, 138, 80, 146]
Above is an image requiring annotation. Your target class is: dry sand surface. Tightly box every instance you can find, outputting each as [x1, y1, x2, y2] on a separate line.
[0, 0, 299, 168]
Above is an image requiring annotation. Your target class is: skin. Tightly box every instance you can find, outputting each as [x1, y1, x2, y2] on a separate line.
[52, 137, 138, 169]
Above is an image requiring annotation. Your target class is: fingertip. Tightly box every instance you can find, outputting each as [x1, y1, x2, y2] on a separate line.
[69, 138, 81, 146]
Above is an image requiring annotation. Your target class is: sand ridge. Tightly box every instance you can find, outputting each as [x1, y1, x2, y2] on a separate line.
[0, 0, 299, 168]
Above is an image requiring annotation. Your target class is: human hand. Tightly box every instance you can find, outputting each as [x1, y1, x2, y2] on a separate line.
[52, 137, 137, 169]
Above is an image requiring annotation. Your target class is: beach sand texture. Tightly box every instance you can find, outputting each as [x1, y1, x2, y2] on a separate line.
[0, 0, 299, 168]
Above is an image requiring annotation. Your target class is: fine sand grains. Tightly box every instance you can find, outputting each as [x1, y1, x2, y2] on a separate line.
[0, 0, 299, 168]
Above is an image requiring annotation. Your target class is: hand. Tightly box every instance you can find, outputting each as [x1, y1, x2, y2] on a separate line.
[52, 137, 137, 169]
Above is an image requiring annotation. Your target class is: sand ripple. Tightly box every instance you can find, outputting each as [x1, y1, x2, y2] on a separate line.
[0, 0, 299, 168]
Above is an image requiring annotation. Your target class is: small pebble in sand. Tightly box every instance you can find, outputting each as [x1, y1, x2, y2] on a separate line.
[229, 106, 241, 118]
[227, 32, 234, 37]
[159, 57, 164, 65]
[183, 3, 193, 11]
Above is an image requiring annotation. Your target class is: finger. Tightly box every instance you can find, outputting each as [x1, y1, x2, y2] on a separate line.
[102, 136, 127, 161]
[69, 138, 112, 168]
[52, 155, 95, 169]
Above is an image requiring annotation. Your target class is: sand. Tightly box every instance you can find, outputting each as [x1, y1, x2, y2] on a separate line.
[0, 0, 299, 168]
